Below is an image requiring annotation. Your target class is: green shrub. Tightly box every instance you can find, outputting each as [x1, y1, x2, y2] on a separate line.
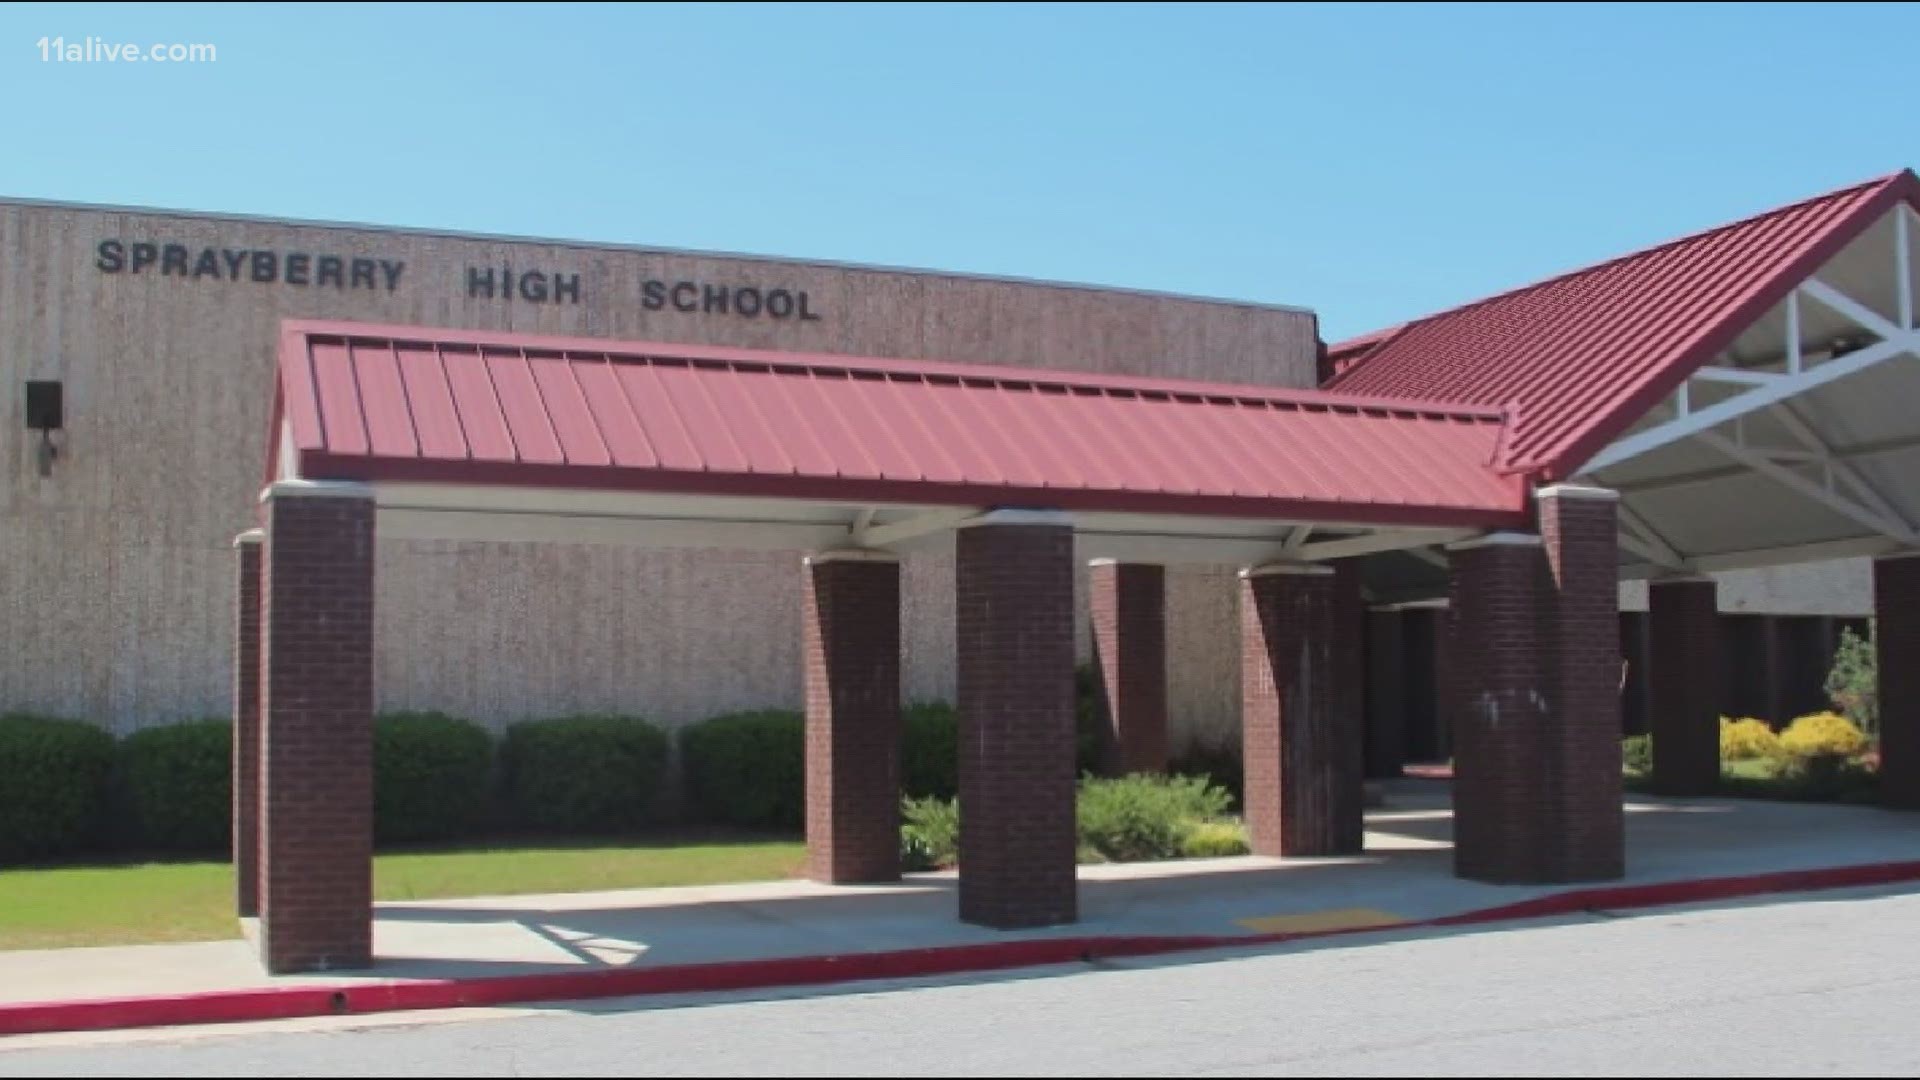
[1779, 711, 1869, 761]
[900, 795, 959, 871]
[501, 714, 669, 833]
[679, 709, 805, 830]
[902, 701, 959, 801]
[1076, 774, 1233, 863]
[1825, 624, 1878, 735]
[1622, 734, 1653, 777]
[1180, 820, 1251, 859]
[0, 713, 116, 862]
[374, 711, 494, 844]
[1719, 717, 1782, 762]
[904, 693, 1099, 796]
[120, 719, 231, 852]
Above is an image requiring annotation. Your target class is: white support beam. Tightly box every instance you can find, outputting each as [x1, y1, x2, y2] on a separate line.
[1693, 429, 1919, 545]
[1581, 333, 1916, 474]
[1628, 534, 1911, 577]
[1786, 291, 1803, 374]
[1282, 524, 1313, 555]
[1800, 277, 1902, 342]
[1616, 503, 1688, 569]
[859, 508, 982, 548]
[1690, 367, 1784, 388]
[849, 508, 879, 545]
[1294, 528, 1476, 562]
[1900, 206, 1914, 332]
[1767, 402, 1916, 535]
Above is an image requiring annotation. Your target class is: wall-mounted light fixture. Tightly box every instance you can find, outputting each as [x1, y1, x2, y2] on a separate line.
[25, 380, 63, 477]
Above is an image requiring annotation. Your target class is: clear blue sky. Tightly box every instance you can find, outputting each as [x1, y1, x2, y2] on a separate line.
[6, 2, 1917, 340]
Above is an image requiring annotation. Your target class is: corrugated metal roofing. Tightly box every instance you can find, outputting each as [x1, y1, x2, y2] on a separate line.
[1328, 170, 1920, 479]
[272, 321, 1529, 528]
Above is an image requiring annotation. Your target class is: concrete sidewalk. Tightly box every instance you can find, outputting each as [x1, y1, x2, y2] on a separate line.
[3, 781, 1917, 1012]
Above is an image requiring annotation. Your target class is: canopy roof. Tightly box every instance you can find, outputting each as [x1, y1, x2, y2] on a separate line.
[270, 320, 1527, 534]
[1330, 171, 1920, 482]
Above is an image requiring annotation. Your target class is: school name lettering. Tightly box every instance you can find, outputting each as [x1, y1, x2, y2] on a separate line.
[464, 266, 822, 320]
[97, 240, 403, 291]
[93, 240, 826, 320]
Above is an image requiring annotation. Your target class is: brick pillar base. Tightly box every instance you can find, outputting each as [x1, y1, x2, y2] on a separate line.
[1447, 485, 1624, 885]
[233, 530, 264, 919]
[804, 552, 902, 884]
[1365, 610, 1407, 779]
[1089, 561, 1168, 775]
[259, 482, 375, 973]
[1877, 556, 1920, 810]
[1649, 579, 1721, 796]
[957, 512, 1077, 929]
[1241, 565, 1362, 857]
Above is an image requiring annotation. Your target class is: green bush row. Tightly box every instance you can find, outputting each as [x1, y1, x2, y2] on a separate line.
[3, 694, 1246, 863]
[0, 711, 670, 862]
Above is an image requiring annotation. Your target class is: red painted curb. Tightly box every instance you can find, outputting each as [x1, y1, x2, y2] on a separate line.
[5, 859, 1919, 1039]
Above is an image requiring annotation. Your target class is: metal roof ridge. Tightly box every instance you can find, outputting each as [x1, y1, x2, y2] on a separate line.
[281, 318, 1511, 424]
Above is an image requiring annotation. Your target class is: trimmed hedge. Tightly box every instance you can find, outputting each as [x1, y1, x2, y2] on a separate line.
[0, 713, 116, 862]
[679, 710, 805, 830]
[375, 711, 494, 843]
[119, 719, 231, 852]
[902, 701, 959, 801]
[502, 714, 670, 833]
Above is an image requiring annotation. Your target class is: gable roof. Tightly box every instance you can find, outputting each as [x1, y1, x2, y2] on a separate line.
[1327, 170, 1920, 480]
[270, 320, 1529, 529]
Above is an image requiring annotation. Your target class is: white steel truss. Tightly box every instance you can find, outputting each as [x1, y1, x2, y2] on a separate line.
[1578, 204, 1920, 568]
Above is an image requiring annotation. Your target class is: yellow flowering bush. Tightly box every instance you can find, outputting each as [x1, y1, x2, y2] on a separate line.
[1779, 712, 1870, 760]
[1719, 717, 1782, 761]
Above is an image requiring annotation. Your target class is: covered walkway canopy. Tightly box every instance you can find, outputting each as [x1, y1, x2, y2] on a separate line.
[1331, 169, 1920, 804]
[269, 321, 1526, 559]
[239, 320, 1619, 974]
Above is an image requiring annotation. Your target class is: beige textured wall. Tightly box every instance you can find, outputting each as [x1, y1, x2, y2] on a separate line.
[0, 199, 1316, 747]
[1616, 559, 1872, 616]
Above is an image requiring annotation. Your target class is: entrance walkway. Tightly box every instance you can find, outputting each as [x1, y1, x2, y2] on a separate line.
[4, 783, 1916, 1011]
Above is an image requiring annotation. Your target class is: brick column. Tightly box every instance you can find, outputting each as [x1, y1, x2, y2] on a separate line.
[1447, 484, 1624, 884]
[804, 551, 902, 884]
[1364, 609, 1407, 778]
[1088, 560, 1167, 775]
[258, 481, 376, 973]
[1241, 564, 1362, 857]
[956, 511, 1077, 929]
[1648, 578, 1721, 795]
[1332, 560, 1368, 799]
[232, 529, 264, 919]
[1877, 556, 1920, 810]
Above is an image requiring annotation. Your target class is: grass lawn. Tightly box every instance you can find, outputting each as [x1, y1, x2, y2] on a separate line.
[0, 835, 806, 951]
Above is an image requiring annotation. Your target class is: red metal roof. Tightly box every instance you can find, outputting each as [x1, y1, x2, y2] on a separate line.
[271, 320, 1529, 529]
[1328, 170, 1920, 480]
